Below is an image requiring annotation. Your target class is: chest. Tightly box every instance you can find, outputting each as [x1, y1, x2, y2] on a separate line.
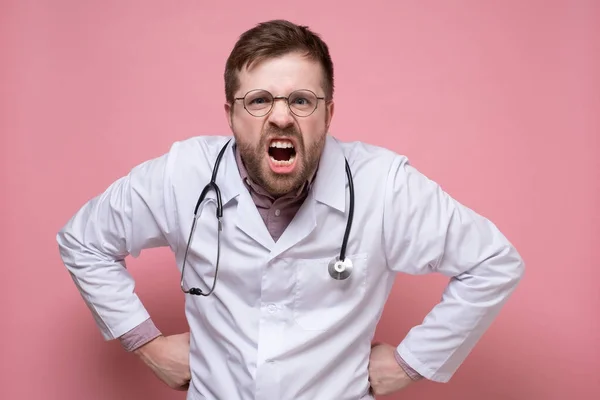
[177, 185, 388, 305]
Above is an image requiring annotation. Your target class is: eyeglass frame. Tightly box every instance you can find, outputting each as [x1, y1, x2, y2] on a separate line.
[233, 88, 327, 118]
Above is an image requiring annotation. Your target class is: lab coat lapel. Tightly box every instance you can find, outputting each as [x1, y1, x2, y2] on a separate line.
[268, 135, 346, 260]
[235, 190, 275, 251]
[311, 135, 347, 213]
[219, 138, 275, 251]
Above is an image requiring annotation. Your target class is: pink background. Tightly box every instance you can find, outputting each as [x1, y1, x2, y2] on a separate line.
[1, 1, 599, 399]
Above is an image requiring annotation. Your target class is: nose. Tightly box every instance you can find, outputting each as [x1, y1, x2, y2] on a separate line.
[267, 98, 294, 129]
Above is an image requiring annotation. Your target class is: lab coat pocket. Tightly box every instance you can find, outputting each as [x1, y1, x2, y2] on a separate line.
[292, 253, 369, 331]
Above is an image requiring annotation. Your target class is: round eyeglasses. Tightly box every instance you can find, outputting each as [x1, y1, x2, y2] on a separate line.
[234, 89, 326, 117]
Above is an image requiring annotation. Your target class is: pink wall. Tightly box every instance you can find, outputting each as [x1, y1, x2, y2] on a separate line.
[2, 1, 599, 399]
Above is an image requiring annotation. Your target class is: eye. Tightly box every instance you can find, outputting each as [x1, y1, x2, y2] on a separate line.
[245, 92, 273, 109]
[292, 97, 310, 105]
[249, 97, 268, 105]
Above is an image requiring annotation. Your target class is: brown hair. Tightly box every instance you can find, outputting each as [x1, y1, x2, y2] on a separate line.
[224, 19, 334, 104]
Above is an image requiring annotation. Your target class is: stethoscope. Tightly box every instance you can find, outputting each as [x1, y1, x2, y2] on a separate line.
[180, 139, 355, 296]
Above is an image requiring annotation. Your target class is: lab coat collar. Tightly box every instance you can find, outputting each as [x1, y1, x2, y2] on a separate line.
[311, 135, 347, 214]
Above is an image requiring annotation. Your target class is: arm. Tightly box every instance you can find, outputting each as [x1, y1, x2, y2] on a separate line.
[56, 150, 178, 341]
[57, 147, 192, 390]
[382, 155, 525, 383]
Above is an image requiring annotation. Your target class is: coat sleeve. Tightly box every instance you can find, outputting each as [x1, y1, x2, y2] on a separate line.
[56, 145, 180, 341]
[382, 155, 525, 383]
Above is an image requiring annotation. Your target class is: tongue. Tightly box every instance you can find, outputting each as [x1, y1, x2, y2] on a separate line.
[270, 148, 293, 161]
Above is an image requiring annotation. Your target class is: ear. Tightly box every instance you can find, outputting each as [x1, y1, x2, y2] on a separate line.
[224, 102, 233, 131]
[325, 100, 335, 131]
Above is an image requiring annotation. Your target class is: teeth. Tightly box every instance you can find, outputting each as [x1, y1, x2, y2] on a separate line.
[270, 154, 296, 166]
[269, 140, 294, 149]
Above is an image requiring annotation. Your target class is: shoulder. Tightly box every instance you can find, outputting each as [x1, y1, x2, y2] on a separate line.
[332, 137, 434, 203]
[333, 137, 410, 179]
[167, 135, 233, 159]
[141, 134, 233, 188]
[161, 134, 232, 170]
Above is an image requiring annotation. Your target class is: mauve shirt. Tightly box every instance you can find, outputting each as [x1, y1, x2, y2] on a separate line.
[118, 145, 422, 381]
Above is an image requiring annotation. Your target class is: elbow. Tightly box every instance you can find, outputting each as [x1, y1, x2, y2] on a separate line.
[515, 252, 526, 280]
[481, 240, 525, 293]
[504, 243, 525, 289]
[515, 254, 526, 285]
[56, 222, 80, 266]
[56, 223, 71, 251]
[56, 227, 72, 264]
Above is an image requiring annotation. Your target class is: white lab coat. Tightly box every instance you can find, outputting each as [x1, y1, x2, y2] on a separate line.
[57, 135, 524, 400]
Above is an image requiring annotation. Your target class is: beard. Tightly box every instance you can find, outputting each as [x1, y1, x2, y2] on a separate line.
[235, 125, 326, 197]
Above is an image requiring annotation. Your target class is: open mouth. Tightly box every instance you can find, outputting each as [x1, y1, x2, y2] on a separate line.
[268, 139, 296, 166]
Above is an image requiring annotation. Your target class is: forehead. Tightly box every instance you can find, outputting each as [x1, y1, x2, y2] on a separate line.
[236, 52, 324, 96]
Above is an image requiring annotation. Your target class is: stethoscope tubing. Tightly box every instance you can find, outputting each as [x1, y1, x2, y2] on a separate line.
[181, 138, 355, 296]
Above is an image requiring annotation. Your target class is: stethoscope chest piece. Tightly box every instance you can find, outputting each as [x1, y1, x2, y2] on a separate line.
[328, 256, 353, 280]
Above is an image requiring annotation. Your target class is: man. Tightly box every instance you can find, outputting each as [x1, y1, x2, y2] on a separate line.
[57, 19, 524, 399]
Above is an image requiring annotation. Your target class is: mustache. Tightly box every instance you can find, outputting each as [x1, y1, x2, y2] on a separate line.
[263, 125, 300, 138]
[261, 126, 304, 150]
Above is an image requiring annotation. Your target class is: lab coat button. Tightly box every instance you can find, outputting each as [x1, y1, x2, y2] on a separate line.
[267, 304, 277, 313]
